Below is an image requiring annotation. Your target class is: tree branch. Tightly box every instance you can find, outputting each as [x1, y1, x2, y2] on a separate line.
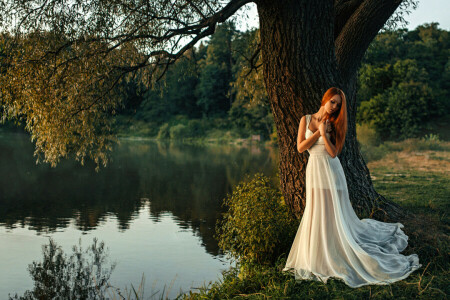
[335, 0, 402, 80]
[334, 0, 364, 40]
[9, 0, 252, 86]
[233, 43, 262, 77]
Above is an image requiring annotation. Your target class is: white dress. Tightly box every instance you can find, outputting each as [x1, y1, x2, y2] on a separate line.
[283, 114, 421, 288]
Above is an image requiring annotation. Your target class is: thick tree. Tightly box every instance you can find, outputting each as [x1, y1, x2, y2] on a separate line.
[0, 0, 416, 220]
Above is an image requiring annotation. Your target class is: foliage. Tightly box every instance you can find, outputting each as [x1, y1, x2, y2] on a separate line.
[269, 123, 278, 145]
[9, 238, 115, 300]
[157, 123, 170, 140]
[113, 23, 274, 142]
[2, 9, 449, 165]
[216, 173, 299, 266]
[228, 104, 273, 138]
[0, 32, 139, 168]
[196, 23, 235, 117]
[128, 24, 449, 144]
[356, 123, 380, 147]
[357, 63, 393, 102]
[160, 51, 200, 118]
[228, 29, 272, 139]
[0, 0, 237, 166]
[186, 119, 205, 137]
[169, 123, 188, 139]
[422, 133, 441, 142]
[358, 23, 450, 140]
[358, 135, 449, 163]
[358, 81, 434, 139]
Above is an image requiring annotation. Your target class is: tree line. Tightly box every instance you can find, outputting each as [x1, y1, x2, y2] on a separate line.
[113, 22, 272, 140]
[115, 22, 449, 141]
[2, 22, 447, 142]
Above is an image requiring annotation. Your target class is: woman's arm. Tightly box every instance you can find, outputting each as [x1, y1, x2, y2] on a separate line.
[297, 116, 321, 153]
[319, 121, 338, 158]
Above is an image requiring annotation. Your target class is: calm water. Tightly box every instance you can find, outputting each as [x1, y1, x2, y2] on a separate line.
[0, 131, 279, 298]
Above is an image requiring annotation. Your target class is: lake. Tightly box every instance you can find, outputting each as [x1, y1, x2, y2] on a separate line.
[0, 131, 279, 298]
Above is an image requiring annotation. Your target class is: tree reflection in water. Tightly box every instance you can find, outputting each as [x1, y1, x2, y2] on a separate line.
[0, 133, 278, 255]
[9, 238, 115, 300]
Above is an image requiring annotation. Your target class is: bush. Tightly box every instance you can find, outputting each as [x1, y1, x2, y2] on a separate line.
[169, 123, 188, 139]
[357, 123, 380, 147]
[270, 123, 278, 145]
[157, 123, 170, 139]
[358, 81, 434, 139]
[216, 174, 299, 266]
[186, 119, 205, 137]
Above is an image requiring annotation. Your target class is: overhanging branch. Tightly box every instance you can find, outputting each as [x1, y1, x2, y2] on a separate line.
[334, 0, 364, 40]
[4, 0, 252, 82]
[335, 0, 402, 80]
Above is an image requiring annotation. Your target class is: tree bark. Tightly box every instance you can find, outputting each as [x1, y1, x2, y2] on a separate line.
[339, 74, 405, 221]
[257, 0, 405, 221]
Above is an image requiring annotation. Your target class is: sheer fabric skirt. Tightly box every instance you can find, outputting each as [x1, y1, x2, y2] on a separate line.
[283, 153, 421, 288]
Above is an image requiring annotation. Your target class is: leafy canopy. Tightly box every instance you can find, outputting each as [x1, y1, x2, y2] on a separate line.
[0, 0, 250, 167]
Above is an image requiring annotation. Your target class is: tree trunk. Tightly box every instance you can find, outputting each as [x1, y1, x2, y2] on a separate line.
[257, 0, 405, 222]
[339, 75, 405, 221]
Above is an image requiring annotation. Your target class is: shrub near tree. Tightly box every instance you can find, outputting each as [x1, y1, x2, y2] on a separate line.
[216, 174, 299, 266]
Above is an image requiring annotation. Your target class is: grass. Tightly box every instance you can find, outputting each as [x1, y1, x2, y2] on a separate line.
[183, 138, 449, 299]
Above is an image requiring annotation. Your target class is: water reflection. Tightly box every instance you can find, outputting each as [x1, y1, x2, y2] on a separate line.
[0, 132, 279, 257]
[9, 238, 114, 300]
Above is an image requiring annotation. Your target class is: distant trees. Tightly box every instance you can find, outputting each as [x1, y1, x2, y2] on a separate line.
[196, 23, 235, 117]
[124, 23, 271, 138]
[357, 23, 449, 139]
[124, 23, 449, 142]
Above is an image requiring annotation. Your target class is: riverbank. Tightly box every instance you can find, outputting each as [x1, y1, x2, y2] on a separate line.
[183, 138, 449, 299]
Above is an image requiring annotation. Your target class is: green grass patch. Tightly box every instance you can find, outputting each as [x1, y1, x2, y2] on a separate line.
[371, 169, 449, 216]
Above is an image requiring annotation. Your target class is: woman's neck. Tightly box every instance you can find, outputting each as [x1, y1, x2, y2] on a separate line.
[313, 107, 326, 121]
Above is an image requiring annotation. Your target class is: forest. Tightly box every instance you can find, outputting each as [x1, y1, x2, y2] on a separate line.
[111, 22, 449, 143]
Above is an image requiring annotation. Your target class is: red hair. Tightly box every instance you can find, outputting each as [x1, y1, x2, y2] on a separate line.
[320, 87, 347, 154]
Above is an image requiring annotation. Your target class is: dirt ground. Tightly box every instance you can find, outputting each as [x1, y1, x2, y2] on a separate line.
[367, 150, 450, 174]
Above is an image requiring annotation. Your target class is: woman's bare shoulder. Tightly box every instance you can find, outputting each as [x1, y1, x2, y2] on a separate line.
[298, 115, 306, 128]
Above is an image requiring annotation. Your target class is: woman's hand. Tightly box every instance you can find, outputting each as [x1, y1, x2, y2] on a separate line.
[319, 120, 331, 136]
[319, 121, 326, 136]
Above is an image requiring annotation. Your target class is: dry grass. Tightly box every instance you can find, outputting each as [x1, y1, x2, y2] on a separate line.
[368, 150, 450, 174]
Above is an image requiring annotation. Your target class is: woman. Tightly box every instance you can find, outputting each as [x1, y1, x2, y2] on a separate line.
[283, 87, 421, 288]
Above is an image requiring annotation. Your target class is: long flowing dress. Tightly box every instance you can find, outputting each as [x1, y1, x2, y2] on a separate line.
[283, 114, 421, 288]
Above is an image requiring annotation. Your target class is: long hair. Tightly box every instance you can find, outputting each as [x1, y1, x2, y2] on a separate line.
[320, 87, 347, 154]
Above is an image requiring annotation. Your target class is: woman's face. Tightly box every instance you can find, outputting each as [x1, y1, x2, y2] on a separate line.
[324, 94, 342, 115]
